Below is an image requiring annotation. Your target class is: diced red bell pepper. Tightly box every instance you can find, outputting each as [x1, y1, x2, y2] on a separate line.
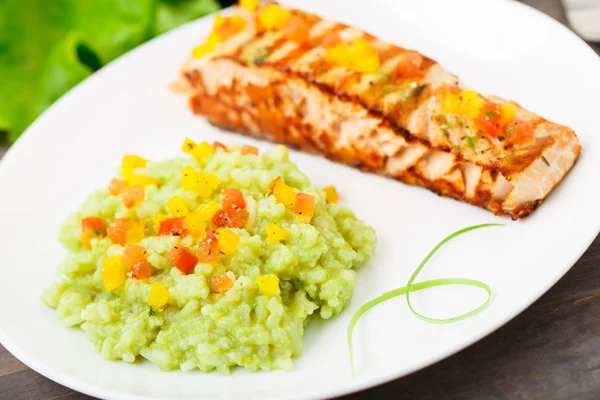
[167, 246, 198, 275]
[213, 141, 229, 151]
[210, 274, 234, 293]
[240, 145, 258, 155]
[122, 244, 147, 266]
[474, 102, 503, 138]
[158, 217, 188, 237]
[283, 16, 310, 44]
[212, 207, 248, 229]
[82, 217, 105, 235]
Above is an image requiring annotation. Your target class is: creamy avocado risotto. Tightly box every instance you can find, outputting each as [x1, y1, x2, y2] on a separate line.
[43, 140, 376, 373]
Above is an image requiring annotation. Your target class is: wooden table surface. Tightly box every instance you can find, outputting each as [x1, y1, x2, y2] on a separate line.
[1, 1, 600, 399]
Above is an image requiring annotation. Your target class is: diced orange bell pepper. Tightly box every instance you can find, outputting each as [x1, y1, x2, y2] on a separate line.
[213, 141, 228, 151]
[240, 145, 258, 155]
[158, 217, 188, 237]
[122, 244, 147, 266]
[294, 193, 315, 220]
[197, 229, 220, 264]
[107, 218, 135, 245]
[167, 246, 198, 275]
[130, 259, 152, 280]
[122, 185, 145, 209]
[283, 16, 310, 44]
[108, 178, 127, 196]
[210, 274, 234, 293]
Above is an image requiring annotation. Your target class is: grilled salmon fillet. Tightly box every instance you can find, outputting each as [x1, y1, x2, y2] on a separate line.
[177, 2, 581, 219]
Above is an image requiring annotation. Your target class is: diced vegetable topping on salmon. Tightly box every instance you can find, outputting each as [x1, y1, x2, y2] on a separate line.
[256, 275, 280, 296]
[167, 246, 198, 275]
[192, 32, 221, 58]
[158, 217, 187, 237]
[108, 178, 127, 196]
[294, 193, 315, 220]
[197, 229, 219, 264]
[394, 51, 426, 79]
[326, 37, 380, 74]
[213, 14, 247, 40]
[167, 195, 189, 217]
[122, 185, 144, 209]
[270, 177, 296, 208]
[283, 16, 310, 44]
[148, 283, 171, 311]
[266, 222, 288, 244]
[211, 274, 234, 293]
[322, 185, 338, 204]
[100, 255, 126, 291]
[216, 228, 240, 255]
[239, 0, 258, 12]
[258, 4, 292, 32]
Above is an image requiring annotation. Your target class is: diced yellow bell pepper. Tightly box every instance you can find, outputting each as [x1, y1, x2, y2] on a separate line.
[258, 4, 292, 31]
[217, 228, 240, 255]
[122, 155, 157, 187]
[326, 38, 380, 74]
[183, 211, 207, 237]
[257, 274, 280, 296]
[240, 0, 258, 12]
[181, 166, 221, 197]
[183, 202, 219, 237]
[266, 222, 288, 244]
[322, 185, 339, 204]
[271, 177, 296, 208]
[191, 141, 215, 162]
[181, 166, 199, 191]
[148, 283, 171, 311]
[152, 212, 167, 228]
[457, 90, 485, 119]
[501, 102, 516, 121]
[125, 222, 145, 244]
[100, 255, 126, 291]
[441, 92, 460, 114]
[213, 14, 226, 29]
[167, 195, 189, 217]
[182, 138, 197, 154]
[192, 32, 222, 58]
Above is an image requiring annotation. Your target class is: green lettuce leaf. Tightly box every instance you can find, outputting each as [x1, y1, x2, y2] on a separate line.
[0, 0, 220, 142]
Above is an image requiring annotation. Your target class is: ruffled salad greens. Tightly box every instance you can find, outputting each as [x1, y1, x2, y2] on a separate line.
[0, 0, 223, 142]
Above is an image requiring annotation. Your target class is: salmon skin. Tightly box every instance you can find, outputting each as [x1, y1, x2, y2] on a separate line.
[178, 3, 581, 219]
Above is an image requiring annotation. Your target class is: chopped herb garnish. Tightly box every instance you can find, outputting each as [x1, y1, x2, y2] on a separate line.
[253, 50, 269, 64]
[379, 73, 392, 83]
[441, 127, 450, 138]
[92, 229, 101, 235]
[507, 126, 514, 136]
[484, 110, 498, 118]
[149, 308, 156, 317]
[465, 136, 476, 150]
[541, 155, 550, 166]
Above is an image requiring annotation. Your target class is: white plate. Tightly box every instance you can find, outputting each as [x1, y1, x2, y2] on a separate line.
[1, 0, 599, 399]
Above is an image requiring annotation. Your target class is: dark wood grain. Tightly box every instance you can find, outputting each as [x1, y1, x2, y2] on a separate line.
[1, 1, 599, 399]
